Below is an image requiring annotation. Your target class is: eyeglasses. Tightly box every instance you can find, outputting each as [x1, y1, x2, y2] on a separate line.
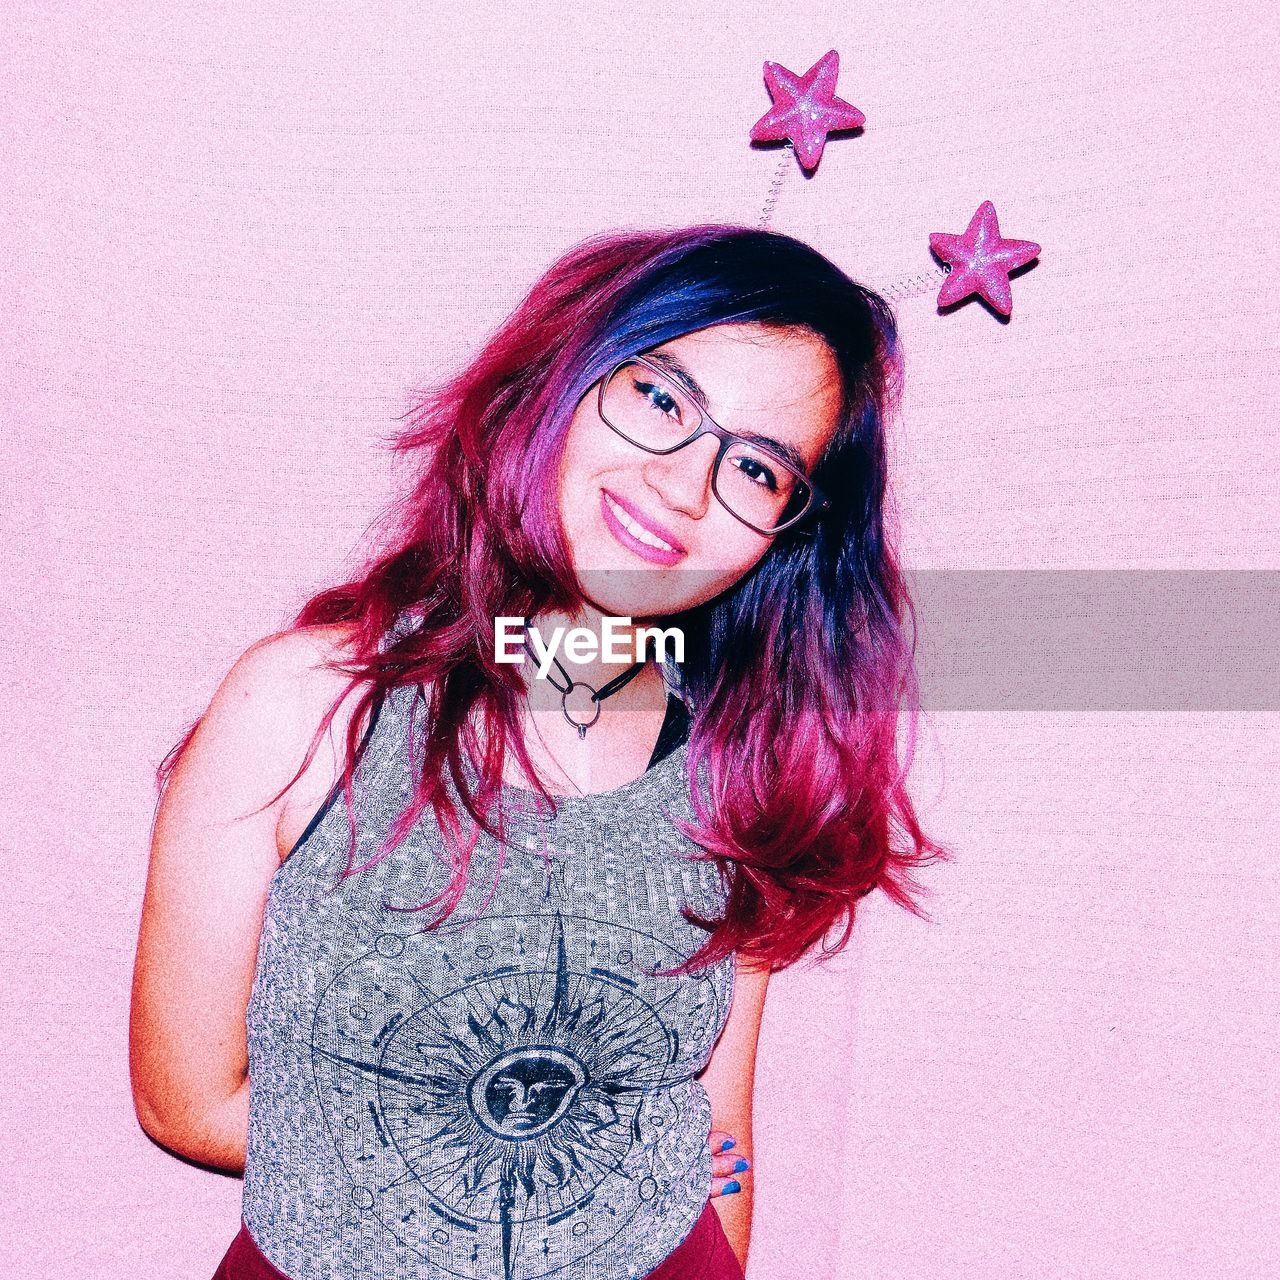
[597, 354, 830, 536]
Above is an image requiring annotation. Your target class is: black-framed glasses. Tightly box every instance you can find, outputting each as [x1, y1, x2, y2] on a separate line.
[597, 355, 830, 536]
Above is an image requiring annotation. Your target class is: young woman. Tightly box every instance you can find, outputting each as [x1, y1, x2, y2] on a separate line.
[130, 225, 945, 1280]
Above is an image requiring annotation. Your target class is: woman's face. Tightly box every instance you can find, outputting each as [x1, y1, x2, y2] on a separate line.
[557, 322, 843, 620]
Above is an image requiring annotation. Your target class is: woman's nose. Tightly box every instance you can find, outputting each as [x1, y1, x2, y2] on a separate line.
[640, 436, 718, 518]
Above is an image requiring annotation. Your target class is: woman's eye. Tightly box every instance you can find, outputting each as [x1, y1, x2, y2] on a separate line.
[635, 380, 681, 420]
[732, 455, 779, 491]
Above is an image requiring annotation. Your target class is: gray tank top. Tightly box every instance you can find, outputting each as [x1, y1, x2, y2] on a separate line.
[242, 646, 737, 1280]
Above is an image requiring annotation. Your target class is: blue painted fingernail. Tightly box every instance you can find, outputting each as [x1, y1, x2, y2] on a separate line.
[733, 1158, 749, 1172]
[720, 1138, 735, 1151]
[723, 1179, 741, 1195]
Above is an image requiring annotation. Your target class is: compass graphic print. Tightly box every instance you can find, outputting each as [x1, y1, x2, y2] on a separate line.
[309, 910, 721, 1279]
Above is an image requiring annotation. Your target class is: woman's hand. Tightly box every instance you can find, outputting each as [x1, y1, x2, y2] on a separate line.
[708, 1128, 752, 1198]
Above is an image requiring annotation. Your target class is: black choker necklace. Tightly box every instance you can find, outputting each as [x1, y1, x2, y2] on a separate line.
[522, 624, 649, 739]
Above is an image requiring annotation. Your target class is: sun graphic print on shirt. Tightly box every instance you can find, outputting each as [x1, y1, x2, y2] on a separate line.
[308, 909, 728, 1280]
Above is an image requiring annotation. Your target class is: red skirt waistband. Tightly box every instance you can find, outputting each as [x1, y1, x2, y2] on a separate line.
[212, 1199, 745, 1280]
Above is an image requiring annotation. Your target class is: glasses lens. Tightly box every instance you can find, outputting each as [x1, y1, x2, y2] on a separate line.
[600, 361, 698, 451]
[601, 359, 815, 533]
[716, 441, 811, 531]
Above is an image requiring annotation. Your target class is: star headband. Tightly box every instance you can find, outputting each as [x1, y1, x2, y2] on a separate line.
[749, 49, 1041, 318]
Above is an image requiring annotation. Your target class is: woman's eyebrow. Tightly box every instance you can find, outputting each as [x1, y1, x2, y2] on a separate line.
[645, 349, 811, 475]
[645, 349, 710, 407]
[734, 430, 809, 475]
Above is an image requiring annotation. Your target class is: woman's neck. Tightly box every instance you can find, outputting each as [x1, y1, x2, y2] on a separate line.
[522, 606, 659, 696]
[508, 606, 673, 796]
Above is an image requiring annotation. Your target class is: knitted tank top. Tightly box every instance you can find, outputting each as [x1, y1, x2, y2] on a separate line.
[241, 639, 737, 1280]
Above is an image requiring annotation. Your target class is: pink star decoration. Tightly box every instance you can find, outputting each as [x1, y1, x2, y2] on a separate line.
[750, 49, 865, 173]
[929, 200, 1041, 316]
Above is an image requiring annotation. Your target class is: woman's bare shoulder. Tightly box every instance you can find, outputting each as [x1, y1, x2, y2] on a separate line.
[208, 622, 379, 857]
[184, 623, 367, 791]
[232, 620, 378, 752]
[239, 619, 360, 676]
[220, 621, 368, 716]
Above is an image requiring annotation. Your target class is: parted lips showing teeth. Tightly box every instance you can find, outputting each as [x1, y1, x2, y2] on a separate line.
[602, 491, 680, 554]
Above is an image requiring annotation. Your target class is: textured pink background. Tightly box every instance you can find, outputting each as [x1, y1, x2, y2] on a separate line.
[6, 1, 1278, 1276]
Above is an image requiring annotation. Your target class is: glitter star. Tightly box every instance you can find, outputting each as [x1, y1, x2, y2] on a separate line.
[929, 200, 1041, 316]
[749, 49, 865, 173]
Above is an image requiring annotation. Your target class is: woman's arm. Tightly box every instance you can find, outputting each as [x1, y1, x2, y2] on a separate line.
[698, 956, 772, 1273]
[129, 627, 358, 1172]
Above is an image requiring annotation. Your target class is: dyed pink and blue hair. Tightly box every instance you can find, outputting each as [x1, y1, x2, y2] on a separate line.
[158, 224, 948, 974]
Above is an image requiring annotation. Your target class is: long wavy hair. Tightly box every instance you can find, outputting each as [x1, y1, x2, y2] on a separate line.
[157, 224, 949, 974]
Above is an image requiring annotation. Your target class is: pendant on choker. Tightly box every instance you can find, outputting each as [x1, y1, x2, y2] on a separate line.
[561, 683, 602, 739]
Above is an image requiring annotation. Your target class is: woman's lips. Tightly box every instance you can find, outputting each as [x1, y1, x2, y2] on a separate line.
[599, 489, 687, 566]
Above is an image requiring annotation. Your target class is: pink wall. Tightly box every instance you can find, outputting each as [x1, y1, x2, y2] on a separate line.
[6, 1, 1277, 1276]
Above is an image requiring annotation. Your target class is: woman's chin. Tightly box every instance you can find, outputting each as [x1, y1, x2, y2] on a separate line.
[574, 565, 723, 623]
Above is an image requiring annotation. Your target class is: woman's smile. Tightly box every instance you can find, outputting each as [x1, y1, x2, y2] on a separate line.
[599, 488, 688, 566]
